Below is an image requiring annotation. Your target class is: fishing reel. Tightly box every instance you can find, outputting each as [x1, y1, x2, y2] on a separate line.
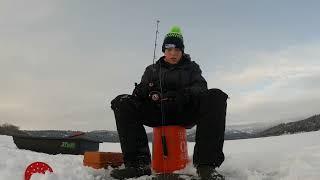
[148, 82, 171, 103]
[147, 82, 162, 103]
[149, 91, 161, 102]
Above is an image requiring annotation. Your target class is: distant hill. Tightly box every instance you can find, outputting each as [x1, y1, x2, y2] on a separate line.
[20, 128, 258, 142]
[21, 130, 120, 142]
[4, 114, 320, 142]
[257, 114, 320, 137]
[0, 123, 28, 136]
[185, 128, 255, 142]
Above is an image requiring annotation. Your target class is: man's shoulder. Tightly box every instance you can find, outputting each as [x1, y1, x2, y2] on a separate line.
[190, 60, 199, 66]
[145, 64, 155, 70]
[142, 64, 157, 75]
[183, 54, 201, 68]
[188, 60, 201, 70]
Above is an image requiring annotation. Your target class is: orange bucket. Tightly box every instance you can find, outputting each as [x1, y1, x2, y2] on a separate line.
[152, 126, 189, 173]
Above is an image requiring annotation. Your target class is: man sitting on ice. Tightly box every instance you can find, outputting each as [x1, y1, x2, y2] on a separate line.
[110, 26, 228, 180]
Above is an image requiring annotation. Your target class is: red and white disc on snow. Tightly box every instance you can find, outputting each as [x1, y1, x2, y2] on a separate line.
[24, 162, 53, 180]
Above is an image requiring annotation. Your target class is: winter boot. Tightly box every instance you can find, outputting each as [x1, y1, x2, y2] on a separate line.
[197, 165, 225, 180]
[110, 165, 151, 179]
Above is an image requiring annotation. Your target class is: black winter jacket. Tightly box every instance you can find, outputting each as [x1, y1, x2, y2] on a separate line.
[136, 54, 208, 96]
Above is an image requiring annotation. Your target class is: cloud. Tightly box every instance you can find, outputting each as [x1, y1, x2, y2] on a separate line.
[0, 1, 57, 27]
[1, 2, 320, 130]
[208, 43, 320, 125]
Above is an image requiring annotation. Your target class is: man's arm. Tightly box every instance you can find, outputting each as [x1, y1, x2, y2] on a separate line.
[184, 62, 208, 95]
[132, 65, 153, 99]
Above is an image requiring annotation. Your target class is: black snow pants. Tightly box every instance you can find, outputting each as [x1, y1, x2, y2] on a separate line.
[111, 88, 228, 168]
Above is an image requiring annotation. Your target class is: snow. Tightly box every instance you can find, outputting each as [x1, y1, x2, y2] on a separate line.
[1, 131, 320, 180]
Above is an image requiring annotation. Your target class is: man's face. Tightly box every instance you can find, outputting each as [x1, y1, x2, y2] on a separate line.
[164, 48, 183, 64]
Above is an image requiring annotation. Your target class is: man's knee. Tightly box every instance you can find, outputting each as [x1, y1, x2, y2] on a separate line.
[206, 88, 229, 101]
[111, 94, 132, 111]
[198, 89, 228, 114]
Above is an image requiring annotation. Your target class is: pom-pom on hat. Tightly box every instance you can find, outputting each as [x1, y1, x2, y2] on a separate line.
[162, 26, 184, 53]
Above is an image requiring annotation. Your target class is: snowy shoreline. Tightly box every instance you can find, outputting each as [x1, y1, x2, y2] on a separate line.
[1, 131, 320, 180]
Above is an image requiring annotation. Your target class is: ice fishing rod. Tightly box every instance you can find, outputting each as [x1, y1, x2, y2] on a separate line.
[151, 20, 169, 159]
[152, 20, 160, 67]
[149, 20, 160, 101]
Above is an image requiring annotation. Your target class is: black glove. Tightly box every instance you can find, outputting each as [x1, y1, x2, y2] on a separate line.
[132, 83, 149, 100]
[133, 82, 161, 101]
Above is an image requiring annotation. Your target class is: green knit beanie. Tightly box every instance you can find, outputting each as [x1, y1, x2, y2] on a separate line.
[162, 26, 184, 52]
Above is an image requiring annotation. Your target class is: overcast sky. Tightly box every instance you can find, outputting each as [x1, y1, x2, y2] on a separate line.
[1, 0, 320, 131]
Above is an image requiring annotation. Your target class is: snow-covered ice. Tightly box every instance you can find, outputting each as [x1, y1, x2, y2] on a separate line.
[1, 130, 320, 180]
